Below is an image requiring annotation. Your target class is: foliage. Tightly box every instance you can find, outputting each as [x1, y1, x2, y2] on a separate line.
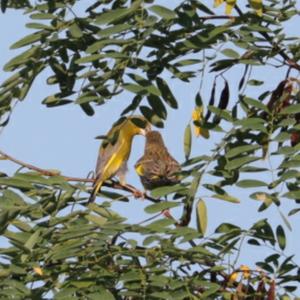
[0, 0, 300, 298]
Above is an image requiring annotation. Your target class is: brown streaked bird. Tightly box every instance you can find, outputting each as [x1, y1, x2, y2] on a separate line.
[135, 131, 181, 190]
[89, 116, 151, 203]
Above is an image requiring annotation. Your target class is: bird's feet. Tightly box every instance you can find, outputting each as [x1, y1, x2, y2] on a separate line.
[162, 209, 172, 219]
[133, 189, 145, 199]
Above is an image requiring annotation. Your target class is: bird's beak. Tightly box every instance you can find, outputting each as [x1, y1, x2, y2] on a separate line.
[140, 123, 151, 136]
[140, 129, 146, 136]
[145, 123, 152, 134]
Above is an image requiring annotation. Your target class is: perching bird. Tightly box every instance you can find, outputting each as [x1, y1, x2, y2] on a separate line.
[135, 131, 181, 190]
[89, 116, 151, 202]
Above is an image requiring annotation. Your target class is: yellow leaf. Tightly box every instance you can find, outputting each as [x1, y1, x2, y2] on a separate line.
[240, 265, 251, 279]
[249, 0, 263, 16]
[33, 267, 43, 276]
[255, 193, 267, 201]
[225, 0, 237, 15]
[229, 271, 238, 283]
[192, 106, 202, 121]
[192, 107, 210, 139]
[214, 0, 224, 7]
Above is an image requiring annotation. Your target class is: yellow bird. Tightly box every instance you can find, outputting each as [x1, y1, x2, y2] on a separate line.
[135, 131, 181, 191]
[89, 116, 151, 202]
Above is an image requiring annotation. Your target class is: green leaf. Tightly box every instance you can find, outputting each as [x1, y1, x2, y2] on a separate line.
[123, 83, 147, 95]
[237, 180, 268, 188]
[4, 46, 40, 71]
[0, 177, 32, 190]
[189, 173, 202, 198]
[95, 1, 142, 25]
[91, 288, 115, 300]
[76, 95, 99, 104]
[123, 81, 161, 97]
[42, 95, 72, 107]
[150, 184, 186, 198]
[69, 23, 83, 38]
[213, 79, 229, 124]
[211, 194, 240, 203]
[147, 95, 167, 119]
[215, 223, 241, 233]
[0, 210, 9, 229]
[146, 218, 175, 231]
[97, 24, 131, 37]
[24, 230, 40, 251]
[196, 200, 207, 236]
[234, 118, 267, 132]
[85, 214, 107, 226]
[195, 93, 203, 106]
[280, 104, 300, 115]
[10, 32, 44, 49]
[226, 144, 260, 159]
[201, 26, 228, 42]
[156, 78, 178, 109]
[30, 13, 56, 20]
[221, 48, 240, 59]
[86, 39, 130, 53]
[243, 97, 269, 112]
[276, 225, 286, 250]
[247, 80, 264, 86]
[208, 106, 232, 123]
[174, 59, 201, 67]
[226, 156, 260, 170]
[288, 208, 300, 216]
[201, 284, 220, 298]
[149, 5, 177, 20]
[80, 103, 95, 116]
[140, 106, 164, 128]
[26, 22, 53, 30]
[184, 124, 192, 160]
[283, 190, 300, 199]
[247, 24, 272, 32]
[122, 95, 143, 115]
[96, 8, 130, 24]
[145, 202, 180, 214]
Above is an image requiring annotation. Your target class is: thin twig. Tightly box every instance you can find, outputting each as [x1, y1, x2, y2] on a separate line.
[234, 4, 300, 72]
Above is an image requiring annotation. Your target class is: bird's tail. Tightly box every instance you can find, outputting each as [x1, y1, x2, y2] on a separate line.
[88, 180, 103, 203]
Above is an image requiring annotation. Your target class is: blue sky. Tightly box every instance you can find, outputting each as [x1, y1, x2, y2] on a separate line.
[0, 0, 300, 285]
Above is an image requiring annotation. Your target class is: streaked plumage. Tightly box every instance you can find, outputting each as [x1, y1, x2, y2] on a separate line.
[135, 131, 181, 190]
[89, 116, 150, 202]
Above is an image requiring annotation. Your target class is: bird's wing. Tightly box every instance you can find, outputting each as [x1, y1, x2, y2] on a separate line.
[115, 160, 128, 185]
[95, 137, 125, 183]
[165, 154, 181, 175]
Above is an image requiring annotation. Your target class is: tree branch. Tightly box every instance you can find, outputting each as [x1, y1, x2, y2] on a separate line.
[0, 149, 160, 203]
